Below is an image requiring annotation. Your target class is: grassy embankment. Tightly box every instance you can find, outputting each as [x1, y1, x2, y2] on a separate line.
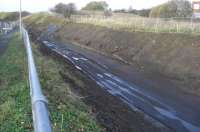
[24, 13, 200, 95]
[25, 12, 200, 34]
[0, 33, 102, 131]
[0, 12, 30, 21]
[74, 15, 200, 34]
[0, 33, 32, 131]
[0, 12, 15, 20]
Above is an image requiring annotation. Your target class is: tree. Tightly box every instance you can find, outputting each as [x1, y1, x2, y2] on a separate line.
[104, 8, 112, 17]
[82, 1, 108, 11]
[175, 0, 192, 17]
[51, 3, 76, 19]
[149, 0, 192, 18]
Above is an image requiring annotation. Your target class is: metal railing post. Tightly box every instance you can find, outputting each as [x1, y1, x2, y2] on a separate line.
[22, 27, 52, 132]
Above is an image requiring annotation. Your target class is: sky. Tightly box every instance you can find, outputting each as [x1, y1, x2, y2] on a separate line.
[0, 0, 170, 12]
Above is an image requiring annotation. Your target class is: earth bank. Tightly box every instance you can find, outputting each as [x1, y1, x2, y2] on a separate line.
[25, 14, 200, 96]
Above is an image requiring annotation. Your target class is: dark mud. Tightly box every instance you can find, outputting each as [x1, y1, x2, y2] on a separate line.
[25, 18, 200, 132]
[31, 35, 171, 132]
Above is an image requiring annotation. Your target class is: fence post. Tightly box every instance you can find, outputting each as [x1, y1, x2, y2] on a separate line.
[134, 18, 137, 32]
[142, 18, 145, 31]
[190, 17, 194, 34]
[155, 18, 159, 32]
[169, 18, 171, 33]
[176, 22, 179, 33]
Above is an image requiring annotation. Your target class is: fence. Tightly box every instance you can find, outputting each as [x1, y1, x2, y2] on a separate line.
[0, 21, 15, 34]
[22, 27, 52, 132]
[71, 14, 200, 34]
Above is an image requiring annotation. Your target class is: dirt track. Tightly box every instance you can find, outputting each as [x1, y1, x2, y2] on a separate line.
[25, 18, 200, 131]
[38, 40, 170, 132]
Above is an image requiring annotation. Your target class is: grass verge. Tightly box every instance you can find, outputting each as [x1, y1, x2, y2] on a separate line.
[0, 32, 102, 131]
[0, 33, 32, 131]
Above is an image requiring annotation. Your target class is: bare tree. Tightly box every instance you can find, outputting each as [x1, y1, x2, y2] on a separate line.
[104, 8, 112, 18]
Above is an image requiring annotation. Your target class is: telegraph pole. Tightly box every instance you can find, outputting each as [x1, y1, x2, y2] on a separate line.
[19, 0, 22, 34]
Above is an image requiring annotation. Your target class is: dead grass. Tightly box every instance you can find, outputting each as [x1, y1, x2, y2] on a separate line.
[72, 15, 200, 34]
[24, 12, 200, 34]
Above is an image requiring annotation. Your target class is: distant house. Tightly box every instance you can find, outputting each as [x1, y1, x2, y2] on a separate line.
[192, 1, 200, 18]
[0, 21, 13, 34]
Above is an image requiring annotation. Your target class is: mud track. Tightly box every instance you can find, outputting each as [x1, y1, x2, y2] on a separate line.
[40, 43, 166, 132]
[28, 32, 170, 132]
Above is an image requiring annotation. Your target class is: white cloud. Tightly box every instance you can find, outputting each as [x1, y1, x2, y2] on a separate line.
[0, 0, 169, 12]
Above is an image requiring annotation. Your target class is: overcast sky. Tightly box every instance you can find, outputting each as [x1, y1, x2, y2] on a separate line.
[0, 0, 170, 12]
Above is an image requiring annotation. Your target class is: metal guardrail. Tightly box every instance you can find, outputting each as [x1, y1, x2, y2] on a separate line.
[22, 27, 52, 132]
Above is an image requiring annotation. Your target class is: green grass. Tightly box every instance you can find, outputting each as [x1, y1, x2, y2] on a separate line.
[0, 12, 13, 20]
[0, 33, 102, 131]
[24, 13, 65, 27]
[0, 33, 32, 131]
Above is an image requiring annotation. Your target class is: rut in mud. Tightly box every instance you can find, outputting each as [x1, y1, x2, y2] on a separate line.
[35, 39, 170, 132]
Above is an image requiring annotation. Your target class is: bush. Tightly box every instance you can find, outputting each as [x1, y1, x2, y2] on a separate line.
[149, 0, 192, 18]
[82, 1, 108, 11]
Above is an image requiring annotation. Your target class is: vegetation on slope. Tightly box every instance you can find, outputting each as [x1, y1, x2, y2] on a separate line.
[149, 0, 192, 18]
[0, 32, 101, 131]
[25, 12, 200, 34]
[0, 12, 30, 21]
[0, 33, 32, 131]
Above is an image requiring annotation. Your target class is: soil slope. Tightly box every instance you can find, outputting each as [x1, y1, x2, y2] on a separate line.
[25, 14, 200, 95]
[56, 24, 200, 96]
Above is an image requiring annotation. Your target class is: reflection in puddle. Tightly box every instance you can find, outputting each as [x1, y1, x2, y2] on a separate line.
[155, 107, 200, 132]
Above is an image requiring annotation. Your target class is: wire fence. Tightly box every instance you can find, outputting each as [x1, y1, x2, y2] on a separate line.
[0, 21, 16, 34]
[71, 15, 200, 34]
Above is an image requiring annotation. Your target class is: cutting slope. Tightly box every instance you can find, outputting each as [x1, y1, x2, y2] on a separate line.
[25, 14, 200, 95]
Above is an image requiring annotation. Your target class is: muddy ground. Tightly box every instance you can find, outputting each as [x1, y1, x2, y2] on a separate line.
[34, 37, 171, 132]
[28, 30, 171, 131]
[52, 23, 200, 96]
[25, 18, 200, 96]
[24, 15, 200, 131]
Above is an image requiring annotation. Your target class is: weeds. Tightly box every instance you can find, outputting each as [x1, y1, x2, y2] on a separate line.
[0, 33, 32, 131]
[0, 32, 102, 131]
[32, 43, 102, 132]
[25, 13, 200, 35]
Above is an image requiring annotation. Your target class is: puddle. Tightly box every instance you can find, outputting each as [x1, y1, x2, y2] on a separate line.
[154, 107, 200, 132]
